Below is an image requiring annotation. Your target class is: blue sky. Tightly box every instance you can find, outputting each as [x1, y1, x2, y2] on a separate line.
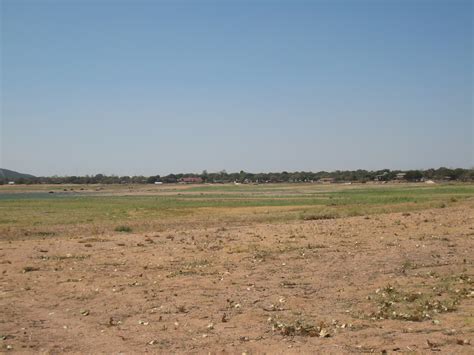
[1, 0, 472, 176]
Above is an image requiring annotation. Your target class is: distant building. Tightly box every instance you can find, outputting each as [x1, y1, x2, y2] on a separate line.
[394, 173, 406, 181]
[8, 181, 15, 185]
[154, 181, 163, 185]
[318, 177, 335, 184]
[374, 172, 389, 181]
[179, 177, 203, 184]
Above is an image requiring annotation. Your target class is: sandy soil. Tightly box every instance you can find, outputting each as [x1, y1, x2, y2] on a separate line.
[1, 203, 473, 354]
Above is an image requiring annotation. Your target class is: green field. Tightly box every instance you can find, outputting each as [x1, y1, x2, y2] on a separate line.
[0, 183, 473, 239]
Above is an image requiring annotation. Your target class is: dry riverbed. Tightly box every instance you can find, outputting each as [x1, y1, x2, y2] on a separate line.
[1, 202, 473, 353]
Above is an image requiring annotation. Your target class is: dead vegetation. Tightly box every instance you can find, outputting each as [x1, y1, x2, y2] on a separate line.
[368, 273, 473, 322]
[271, 318, 332, 337]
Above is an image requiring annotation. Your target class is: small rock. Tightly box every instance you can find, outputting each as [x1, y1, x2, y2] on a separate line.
[319, 328, 330, 338]
[80, 309, 90, 316]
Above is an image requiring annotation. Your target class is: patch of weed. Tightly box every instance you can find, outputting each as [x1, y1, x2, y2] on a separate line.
[115, 225, 132, 233]
[368, 275, 473, 322]
[271, 317, 331, 337]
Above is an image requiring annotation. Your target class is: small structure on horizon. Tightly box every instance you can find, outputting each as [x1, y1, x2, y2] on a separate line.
[318, 177, 335, 184]
[394, 173, 406, 181]
[179, 177, 203, 184]
[8, 181, 15, 185]
[374, 172, 389, 182]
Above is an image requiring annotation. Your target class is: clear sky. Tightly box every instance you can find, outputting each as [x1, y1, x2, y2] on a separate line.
[1, 0, 472, 176]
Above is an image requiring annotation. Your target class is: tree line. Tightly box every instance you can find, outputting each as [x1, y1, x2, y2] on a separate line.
[1, 167, 473, 185]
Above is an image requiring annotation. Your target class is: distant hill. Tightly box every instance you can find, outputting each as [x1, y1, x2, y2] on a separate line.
[0, 168, 36, 180]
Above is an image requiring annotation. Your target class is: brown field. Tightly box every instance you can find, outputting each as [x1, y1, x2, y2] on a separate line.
[0, 183, 473, 353]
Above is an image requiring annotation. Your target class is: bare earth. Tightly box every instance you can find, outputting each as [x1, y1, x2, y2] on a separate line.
[1, 203, 473, 354]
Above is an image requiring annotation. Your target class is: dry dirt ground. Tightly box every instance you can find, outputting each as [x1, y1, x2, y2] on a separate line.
[1, 203, 473, 354]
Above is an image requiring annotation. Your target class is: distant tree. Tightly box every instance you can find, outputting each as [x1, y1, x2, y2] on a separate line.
[405, 170, 423, 181]
[147, 175, 161, 184]
[435, 167, 455, 180]
[162, 174, 177, 183]
[120, 176, 131, 184]
[7, 167, 473, 185]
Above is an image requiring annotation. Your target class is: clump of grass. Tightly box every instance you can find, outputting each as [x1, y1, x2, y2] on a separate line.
[345, 209, 364, 217]
[167, 269, 199, 278]
[35, 231, 56, 237]
[167, 259, 211, 278]
[301, 211, 338, 221]
[307, 243, 328, 249]
[401, 260, 417, 274]
[22, 266, 40, 273]
[115, 225, 132, 233]
[40, 254, 90, 261]
[185, 259, 210, 268]
[176, 305, 187, 313]
[253, 250, 272, 261]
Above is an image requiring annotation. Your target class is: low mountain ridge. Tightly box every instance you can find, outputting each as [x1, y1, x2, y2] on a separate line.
[0, 168, 36, 180]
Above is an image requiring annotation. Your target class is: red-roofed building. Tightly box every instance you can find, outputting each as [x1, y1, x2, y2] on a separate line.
[179, 177, 203, 184]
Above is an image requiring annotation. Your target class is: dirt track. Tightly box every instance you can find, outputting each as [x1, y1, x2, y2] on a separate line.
[1, 203, 473, 353]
